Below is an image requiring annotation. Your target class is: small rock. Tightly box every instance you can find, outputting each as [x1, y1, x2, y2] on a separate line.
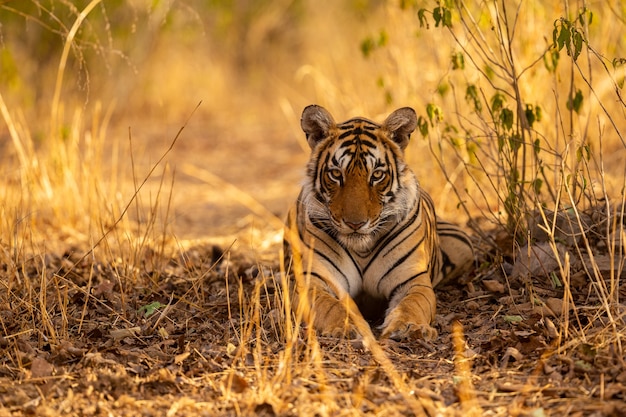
[511, 242, 566, 280]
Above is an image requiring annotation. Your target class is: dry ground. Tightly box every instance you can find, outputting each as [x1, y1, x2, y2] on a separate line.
[1, 2, 625, 414]
[1, 128, 625, 417]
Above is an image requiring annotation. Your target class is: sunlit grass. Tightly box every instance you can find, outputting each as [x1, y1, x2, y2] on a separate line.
[0, 0, 624, 415]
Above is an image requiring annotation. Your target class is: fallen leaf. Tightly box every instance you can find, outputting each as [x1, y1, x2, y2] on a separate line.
[503, 315, 523, 323]
[225, 372, 249, 393]
[544, 317, 559, 339]
[174, 351, 190, 364]
[500, 346, 524, 368]
[109, 327, 141, 340]
[84, 352, 119, 366]
[545, 297, 567, 316]
[158, 327, 169, 339]
[138, 301, 166, 318]
[511, 243, 565, 279]
[93, 280, 115, 297]
[30, 357, 54, 379]
[56, 340, 86, 360]
[482, 279, 505, 293]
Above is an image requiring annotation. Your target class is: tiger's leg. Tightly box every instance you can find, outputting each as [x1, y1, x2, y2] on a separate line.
[285, 205, 361, 338]
[379, 275, 437, 341]
[434, 221, 475, 287]
[306, 278, 356, 337]
[289, 262, 358, 338]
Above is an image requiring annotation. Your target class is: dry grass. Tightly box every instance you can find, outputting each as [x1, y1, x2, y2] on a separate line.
[1, 0, 625, 415]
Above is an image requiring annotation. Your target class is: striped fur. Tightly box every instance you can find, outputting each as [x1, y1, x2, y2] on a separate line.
[285, 105, 474, 340]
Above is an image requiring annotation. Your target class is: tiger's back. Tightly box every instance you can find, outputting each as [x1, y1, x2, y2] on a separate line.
[285, 105, 474, 340]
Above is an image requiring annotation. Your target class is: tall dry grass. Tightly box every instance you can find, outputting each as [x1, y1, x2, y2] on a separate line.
[0, 0, 625, 415]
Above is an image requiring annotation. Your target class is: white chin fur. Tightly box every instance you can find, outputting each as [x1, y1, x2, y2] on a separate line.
[337, 231, 376, 253]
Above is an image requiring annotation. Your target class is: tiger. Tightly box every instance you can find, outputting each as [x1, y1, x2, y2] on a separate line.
[284, 105, 474, 341]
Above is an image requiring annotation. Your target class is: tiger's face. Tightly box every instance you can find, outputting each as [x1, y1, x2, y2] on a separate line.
[301, 105, 419, 252]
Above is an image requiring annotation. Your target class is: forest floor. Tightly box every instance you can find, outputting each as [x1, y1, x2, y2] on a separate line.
[1, 127, 625, 417]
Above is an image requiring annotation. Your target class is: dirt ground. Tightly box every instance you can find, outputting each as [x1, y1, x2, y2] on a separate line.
[1, 126, 625, 416]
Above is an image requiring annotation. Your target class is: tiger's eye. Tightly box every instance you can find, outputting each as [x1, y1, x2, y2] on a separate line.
[371, 170, 386, 182]
[327, 168, 342, 182]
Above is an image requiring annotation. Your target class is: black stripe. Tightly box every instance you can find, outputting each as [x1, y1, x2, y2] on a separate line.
[339, 129, 358, 139]
[388, 275, 431, 302]
[363, 199, 421, 272]
[358, 138, 378, 148]
[301, 233, 351, 292]
[438, 229, 473, 247]
[376, 238, 425, 293]
[305, 213, 362, 292]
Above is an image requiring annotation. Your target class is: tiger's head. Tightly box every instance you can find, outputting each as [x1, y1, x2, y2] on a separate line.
[300, 105, 419, 252]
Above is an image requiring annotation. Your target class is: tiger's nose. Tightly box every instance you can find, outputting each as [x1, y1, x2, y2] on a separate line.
[344, 220, 366, 230]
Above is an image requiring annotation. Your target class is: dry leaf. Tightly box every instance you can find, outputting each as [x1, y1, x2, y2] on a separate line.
[511, 243, 565, 279]
[109, 327, 141, 340]
[500, 347, 524, 368]
[545, 297, 566, 316]
[30, 357, 54, 379]
[158, 327, 170, 339]
[482, 279, 505, 293]
[544, 317, 559, 339]
[84, 352, 119, 366]
[225, 372, 249, 393]
[93, 280, 115, 297]
[174, 351, 190, 364]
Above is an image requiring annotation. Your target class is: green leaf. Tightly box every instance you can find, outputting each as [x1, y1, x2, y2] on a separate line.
[567, 88, 584, 113]
[525, 104, 536, 128]
[572, 30, 583, 60]
[532, 178, 543, 194]
[465, 84, 482, 112]
[500, 108, 514, 131]
[417, 8, 429, 28]
[555, 22, 570, 51]
[436, 82, 450, 97]
[360, 37, 376, 58]
[490, 93, 505, 113]
[549, 272, 562, 288]
[508, 134, 521, 152]
[138, 301, 166, 318]
[444, 123, 459, 142]
[466, 139, 478, 165]
[544, 48, 560, 73]
[504, 315, 523, 323]
[451, 51, 465, 70]
[534, 105, 542, 122]
[484, 64, 495, 81]
[417, 115, 429, 137]
[426, 103, 443, 124]
[576, 144, 591, 162]
[433, 6, 452, 28]
[524, 104, 541, 128]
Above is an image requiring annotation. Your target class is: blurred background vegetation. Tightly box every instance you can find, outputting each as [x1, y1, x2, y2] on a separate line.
[0, 0, 624, 245]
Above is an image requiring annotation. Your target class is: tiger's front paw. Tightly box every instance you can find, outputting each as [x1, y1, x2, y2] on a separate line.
[380, 320, 437, 341]
[379, 304, 437, 341]
[312, 296, 356, 338]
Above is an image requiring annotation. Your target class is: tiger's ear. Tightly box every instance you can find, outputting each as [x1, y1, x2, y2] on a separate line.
[301, 105, 335, 149]
[383, 107, 417, 150]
